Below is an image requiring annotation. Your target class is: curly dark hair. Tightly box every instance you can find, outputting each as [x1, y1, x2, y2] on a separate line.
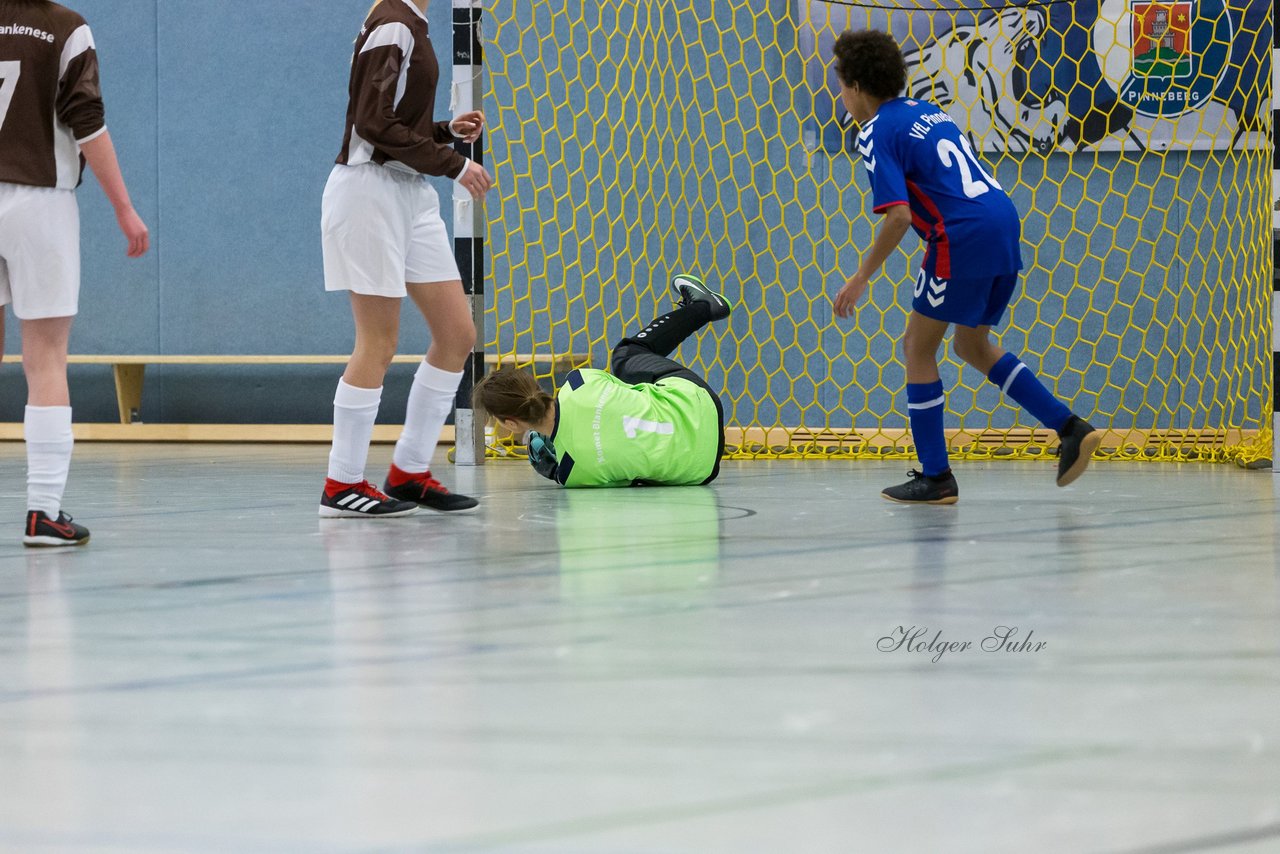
[832, 30, 907, 100]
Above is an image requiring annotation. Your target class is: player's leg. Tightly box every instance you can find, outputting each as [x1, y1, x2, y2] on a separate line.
[383, 279, 479, 512]
[7, 187, 89, 545]
[320, 292, 418, 518]
[952, 274, 1099, 486]
[611, 273, 731, 383]
[319, 165, 419, 518]
[22, 317, 71, 407]
[323, 328, 395, 501]
[20, 316, 87, 545]
[0, 200, 11, 360]
[883, 310, 959, 505]
[379, 177, 479, 514]
[664, 272, 731, 344]
[0, 211, 13, 361]
[22, 317, 77, 526]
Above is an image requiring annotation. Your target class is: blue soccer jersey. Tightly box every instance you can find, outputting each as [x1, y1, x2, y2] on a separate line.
[857, 98, 1022, 279]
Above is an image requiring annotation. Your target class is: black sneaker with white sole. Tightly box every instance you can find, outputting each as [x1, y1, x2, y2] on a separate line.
[24, 511, 90, 547]
[383, 466, 480, 513]
[670, 273, 732, 321]
[320, 479, 419, 518]
[881, 470, 960, 505]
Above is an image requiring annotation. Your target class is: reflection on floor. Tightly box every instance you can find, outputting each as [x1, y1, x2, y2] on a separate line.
[0, 444, 1277, 853]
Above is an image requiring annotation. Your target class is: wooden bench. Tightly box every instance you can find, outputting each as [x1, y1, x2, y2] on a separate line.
[0, 353, 589, 442]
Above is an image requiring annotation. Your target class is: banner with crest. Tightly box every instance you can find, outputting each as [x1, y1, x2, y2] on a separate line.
[800, 0, 1271, 153]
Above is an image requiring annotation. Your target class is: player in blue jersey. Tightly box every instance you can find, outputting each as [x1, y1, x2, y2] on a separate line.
[830, 30, 1100, 504]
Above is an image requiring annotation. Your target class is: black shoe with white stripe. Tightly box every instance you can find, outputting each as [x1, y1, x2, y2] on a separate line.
[670, 273, 732, 321]
[319, 479, 419, 518]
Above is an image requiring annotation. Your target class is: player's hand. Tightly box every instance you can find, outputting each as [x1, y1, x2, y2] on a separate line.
[457, 159, 493, 200]
[525, 431, 559, 481]
[116, 206, 150, 258]
[450, 111, 485, 144]
[833, 273, 869, 319]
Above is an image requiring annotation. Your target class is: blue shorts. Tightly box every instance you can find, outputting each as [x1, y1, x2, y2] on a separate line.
[911, 266, 1019, 328]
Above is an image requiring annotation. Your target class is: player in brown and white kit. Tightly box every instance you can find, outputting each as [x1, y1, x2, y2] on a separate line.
[0, 0, 149, 546]
[318, 0, 494, 518]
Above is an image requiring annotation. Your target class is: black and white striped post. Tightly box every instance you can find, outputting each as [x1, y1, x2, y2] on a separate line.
[452, 0, 486, 466]
[1272, 38, 1278, 471]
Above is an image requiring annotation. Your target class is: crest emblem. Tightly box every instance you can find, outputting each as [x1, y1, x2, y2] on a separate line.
[1098, 0, 1234, 119]
[1131, 2, 1192, 79]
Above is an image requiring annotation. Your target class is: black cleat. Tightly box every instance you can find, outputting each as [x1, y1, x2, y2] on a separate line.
[24, 511, 90, 547]
[881, 470, 960, 505]
[320, 479, 419, 518]
[671, 273, 732, 321]
[1056, 415, 1101, 487]
[384, 467, 480, 513]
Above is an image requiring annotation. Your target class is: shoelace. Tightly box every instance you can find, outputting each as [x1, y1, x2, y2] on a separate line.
[353, 480, 392, 501]
[415, 473, 448, 494]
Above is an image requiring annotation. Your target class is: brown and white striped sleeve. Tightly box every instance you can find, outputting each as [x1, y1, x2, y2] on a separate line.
[349, 21, 466, 178]
[55, 21, 104, 145]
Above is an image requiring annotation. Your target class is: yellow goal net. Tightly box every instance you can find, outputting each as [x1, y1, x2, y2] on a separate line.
[482, 0, 1272, 464]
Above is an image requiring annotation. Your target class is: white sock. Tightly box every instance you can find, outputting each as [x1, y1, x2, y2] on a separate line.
[392, 361, 463, 474]
[25, 405, 74, 517]
[327, 380, 382, 484]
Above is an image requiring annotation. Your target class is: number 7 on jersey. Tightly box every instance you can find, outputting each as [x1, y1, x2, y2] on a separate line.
[0, 62, 20, 133]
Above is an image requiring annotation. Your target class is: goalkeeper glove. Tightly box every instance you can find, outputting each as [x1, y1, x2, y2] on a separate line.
[525, 431, 559, 482]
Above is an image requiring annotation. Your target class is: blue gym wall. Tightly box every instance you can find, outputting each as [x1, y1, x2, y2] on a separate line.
[0, 0, 457, 424]
[1, 1, 1270, 438]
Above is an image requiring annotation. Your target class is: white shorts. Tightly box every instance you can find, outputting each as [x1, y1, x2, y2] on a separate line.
[321, 163, 460, 298]
[0, 183, 80, 319]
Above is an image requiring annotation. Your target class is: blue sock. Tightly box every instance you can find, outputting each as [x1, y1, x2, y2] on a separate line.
[907, 381, 949, 477]
[987, 353, 1072, 432]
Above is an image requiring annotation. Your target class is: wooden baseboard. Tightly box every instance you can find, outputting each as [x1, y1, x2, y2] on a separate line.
[3, 353, 588, 367]
[0, 423, 1260, 453]
[722, 427, 1259, 450]
[0, 423, 451, 443]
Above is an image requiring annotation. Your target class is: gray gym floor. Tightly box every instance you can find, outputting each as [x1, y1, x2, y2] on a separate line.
[0, 444, 1277, 854]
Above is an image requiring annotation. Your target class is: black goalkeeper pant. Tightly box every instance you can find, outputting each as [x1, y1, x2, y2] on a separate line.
[610, 304, 725, 484]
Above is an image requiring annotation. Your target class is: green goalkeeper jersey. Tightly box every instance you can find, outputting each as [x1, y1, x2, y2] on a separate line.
[549, 369, 721, 487]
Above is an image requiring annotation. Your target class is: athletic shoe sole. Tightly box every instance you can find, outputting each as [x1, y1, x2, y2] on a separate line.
[318, 505, 420, 519]
[23, 534, 90, 547]
[880, 493, 960, 506]
[1056, 430, 1102, 487]
[416, 504, 480, 515]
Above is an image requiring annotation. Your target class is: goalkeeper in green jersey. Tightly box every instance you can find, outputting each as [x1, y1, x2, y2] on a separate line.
[473, 275, 731, 487]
